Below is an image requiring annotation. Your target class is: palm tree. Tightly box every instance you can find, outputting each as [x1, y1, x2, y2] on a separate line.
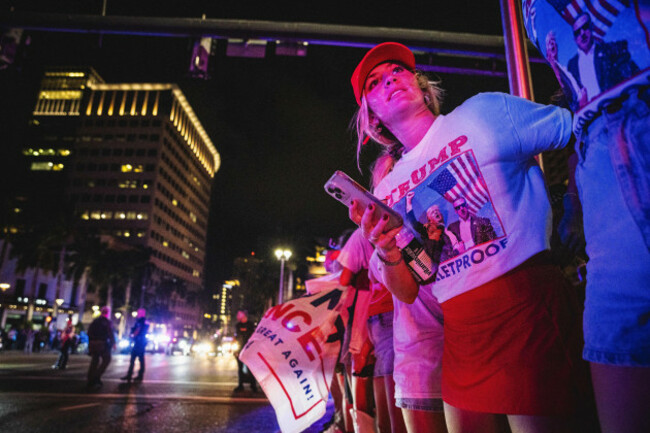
[65, 234, 107, 321]
[7, 204, 76, 321]
[9, 225, 63, 321]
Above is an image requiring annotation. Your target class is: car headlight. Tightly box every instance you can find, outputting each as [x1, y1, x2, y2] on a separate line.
[193, 342, 213, 353]
[118, 339, 130, 349]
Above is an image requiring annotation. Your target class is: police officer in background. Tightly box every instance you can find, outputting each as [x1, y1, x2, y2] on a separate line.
[233, 310, 257, 392]
[121, 308, 149, 383]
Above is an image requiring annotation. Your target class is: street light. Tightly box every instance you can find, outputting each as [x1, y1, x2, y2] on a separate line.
[274, 248, 292, 304]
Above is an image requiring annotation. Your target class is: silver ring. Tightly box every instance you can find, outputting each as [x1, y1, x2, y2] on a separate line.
[368, 235, 379, 243]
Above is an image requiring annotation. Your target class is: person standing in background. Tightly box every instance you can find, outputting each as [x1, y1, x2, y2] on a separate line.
[234, 310, 257, 392]
[121, 308, 149, 383]
[523, 3, 650, 432]
[52, 316, 75, 370]
[86, 306, 115, 389]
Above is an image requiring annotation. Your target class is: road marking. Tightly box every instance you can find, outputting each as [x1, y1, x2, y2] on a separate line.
[1, 376, 239, 387]
[1, 392, 269, 404]
[0, 363, 42, 369]
[60, 402, 101, 411]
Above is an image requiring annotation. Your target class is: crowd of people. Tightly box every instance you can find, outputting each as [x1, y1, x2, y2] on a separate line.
[0, 315, 88, 357]
[1, 306, 152, 390]
[319, 11, 648, 430]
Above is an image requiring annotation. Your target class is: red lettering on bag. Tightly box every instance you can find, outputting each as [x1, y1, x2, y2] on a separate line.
[282, 311, 312, 333]
[264, 303, 294, 320]
[297, 327, 323, 361]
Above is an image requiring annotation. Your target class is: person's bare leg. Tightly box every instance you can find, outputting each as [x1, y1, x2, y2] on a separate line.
[373, 377, 391, 433]
[403, 407, 448, 433]
[335, 371, 354, 432]
[507, 414, 575, 433]
[331, 370, 346, 431]
[591, 362, 650, 433]
[443, 402, 507, 433]
[352, 374, 373, 413]
[381, 375, 406, 433]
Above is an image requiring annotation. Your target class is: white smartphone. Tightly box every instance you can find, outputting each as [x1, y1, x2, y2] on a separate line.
[324, 170, 403, 231]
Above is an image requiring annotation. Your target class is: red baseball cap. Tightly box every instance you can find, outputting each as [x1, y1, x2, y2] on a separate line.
[351, 42, 416, 105]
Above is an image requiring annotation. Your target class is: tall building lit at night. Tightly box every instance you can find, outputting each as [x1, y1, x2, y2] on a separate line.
[8, 67, 221, 333]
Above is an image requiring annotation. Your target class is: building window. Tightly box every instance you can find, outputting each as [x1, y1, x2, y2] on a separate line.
[30, 162, 55, 171]
[15, 278, 26, 297]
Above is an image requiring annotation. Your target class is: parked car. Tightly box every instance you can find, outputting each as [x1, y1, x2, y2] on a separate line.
[166, 336, 191, 356]
[145, 332, 169, 354]
[216, 336, 239, 357]
[117, 337, 132, 354]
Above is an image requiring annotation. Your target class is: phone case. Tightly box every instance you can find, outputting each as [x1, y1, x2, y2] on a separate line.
[324, 170, 403, 230]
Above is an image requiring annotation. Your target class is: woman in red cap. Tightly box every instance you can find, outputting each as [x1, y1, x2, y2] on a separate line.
[346, 42, 594, 433]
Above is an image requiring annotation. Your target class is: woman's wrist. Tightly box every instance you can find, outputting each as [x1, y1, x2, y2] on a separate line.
[377, 248, 403, 266]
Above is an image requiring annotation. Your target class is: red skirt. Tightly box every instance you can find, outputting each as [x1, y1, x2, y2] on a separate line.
[441, 252, 590, 415]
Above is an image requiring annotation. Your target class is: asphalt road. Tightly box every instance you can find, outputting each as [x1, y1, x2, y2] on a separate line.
[0, 350, 334, 433]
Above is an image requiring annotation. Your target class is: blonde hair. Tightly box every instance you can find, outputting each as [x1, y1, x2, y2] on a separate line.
[351, 70, 444, 189]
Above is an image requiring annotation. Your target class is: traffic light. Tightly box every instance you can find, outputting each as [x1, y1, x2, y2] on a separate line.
[188, 37, 213, 79]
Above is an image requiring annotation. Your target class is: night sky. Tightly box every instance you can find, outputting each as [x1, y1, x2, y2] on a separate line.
[0, 1, 560, 290]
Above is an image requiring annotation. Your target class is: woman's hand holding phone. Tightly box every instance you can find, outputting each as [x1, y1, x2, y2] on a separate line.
[349, 199, 402, 261]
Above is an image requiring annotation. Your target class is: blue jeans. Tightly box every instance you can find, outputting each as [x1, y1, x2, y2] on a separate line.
[577, 85, 650, 366]
[367, 311, 395, 377]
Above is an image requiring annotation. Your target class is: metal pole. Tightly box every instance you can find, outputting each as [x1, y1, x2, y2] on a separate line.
[500, 0, 544, 171]
[2, 11, 540, 61]
[499, 0, 534, 100]
[277, 258, 285, 305]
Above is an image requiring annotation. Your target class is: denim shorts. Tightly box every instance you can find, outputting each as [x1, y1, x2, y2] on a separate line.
[395, 397, 444, 412]
[576, 89, 650, 366]
[367, 311, 395, 377]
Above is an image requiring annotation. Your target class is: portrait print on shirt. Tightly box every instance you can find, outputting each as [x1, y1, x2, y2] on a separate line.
[391, 150, 505, 269]
[523, 0, 649, 114]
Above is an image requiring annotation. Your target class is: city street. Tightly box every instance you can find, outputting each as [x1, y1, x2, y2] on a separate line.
[0, 351, 334, 433]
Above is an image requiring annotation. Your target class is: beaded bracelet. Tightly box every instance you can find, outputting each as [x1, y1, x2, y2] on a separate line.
[377, 252, 403, 266]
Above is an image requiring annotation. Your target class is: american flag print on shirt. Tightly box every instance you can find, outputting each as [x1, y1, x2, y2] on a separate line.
[547, 0, 630, 38]
[427, 151, 489, 215]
